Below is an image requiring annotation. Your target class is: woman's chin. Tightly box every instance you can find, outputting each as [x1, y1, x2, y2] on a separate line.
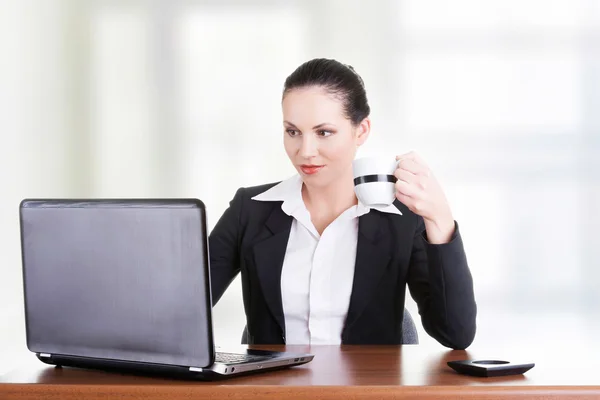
[300, 172, 336, 188]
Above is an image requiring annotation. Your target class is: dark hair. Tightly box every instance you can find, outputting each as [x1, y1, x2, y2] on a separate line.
[283, 58, 370, 126]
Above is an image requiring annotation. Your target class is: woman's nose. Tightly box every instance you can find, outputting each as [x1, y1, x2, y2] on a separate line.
[299, 134, 318, 158]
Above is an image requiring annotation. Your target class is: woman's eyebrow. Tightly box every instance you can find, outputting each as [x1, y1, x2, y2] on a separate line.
[312, 123, 335, 129]
[283, 121, 336, 129]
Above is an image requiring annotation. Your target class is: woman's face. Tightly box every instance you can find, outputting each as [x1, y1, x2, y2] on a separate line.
[282, 86, 369, 188]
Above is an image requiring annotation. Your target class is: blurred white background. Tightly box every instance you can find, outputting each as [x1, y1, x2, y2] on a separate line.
[1, 0, 599, 372]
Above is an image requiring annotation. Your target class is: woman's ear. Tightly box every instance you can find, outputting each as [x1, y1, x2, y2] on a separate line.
[355, 117, 371, 147]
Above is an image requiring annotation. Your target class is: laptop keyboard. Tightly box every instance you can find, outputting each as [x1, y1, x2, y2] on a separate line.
[215, 352, 269, 365]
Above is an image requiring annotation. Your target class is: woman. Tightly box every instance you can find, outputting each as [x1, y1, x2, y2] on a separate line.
[209, 58, 476, 349]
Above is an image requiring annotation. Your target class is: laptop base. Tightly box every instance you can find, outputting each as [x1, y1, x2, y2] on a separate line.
[36, 349, 314, 380]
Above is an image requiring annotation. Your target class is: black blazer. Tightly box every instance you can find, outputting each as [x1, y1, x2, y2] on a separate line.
[209, 183, 477, 349]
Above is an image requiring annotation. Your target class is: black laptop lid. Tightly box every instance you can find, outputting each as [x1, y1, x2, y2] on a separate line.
[19, 199, 215, 368]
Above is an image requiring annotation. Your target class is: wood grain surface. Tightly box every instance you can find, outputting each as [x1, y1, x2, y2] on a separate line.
[1, 344, 599, 399]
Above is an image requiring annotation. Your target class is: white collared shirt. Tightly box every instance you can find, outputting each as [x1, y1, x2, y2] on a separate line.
[252, 175, 402, 345]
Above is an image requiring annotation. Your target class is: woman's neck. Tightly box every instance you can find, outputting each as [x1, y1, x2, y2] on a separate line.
[301, 169, 358, 218]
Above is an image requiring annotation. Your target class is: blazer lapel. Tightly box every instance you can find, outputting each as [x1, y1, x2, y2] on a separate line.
[252, 205, 293, 334]
[344, 210, 392, 332]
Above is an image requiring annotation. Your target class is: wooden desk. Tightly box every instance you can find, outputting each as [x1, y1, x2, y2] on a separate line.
[1, 344, 599, 399]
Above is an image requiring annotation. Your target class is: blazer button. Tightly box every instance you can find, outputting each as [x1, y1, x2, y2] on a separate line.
[282, 335, 286, 342]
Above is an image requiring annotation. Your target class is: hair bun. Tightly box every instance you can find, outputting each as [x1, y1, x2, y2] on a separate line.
[283, 58, 371, 125]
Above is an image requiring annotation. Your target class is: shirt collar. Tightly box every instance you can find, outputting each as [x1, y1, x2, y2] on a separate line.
[251, 174, 402, 217]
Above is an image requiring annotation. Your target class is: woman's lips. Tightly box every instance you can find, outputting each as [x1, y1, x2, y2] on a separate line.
[300, 165, 324, 175]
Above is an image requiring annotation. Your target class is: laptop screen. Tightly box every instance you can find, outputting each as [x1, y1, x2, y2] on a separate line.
[20, 200, 214, 368]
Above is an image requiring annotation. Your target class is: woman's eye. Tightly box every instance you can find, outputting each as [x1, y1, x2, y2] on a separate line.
[318, 130, 333, 137]
[286, 129, 300, 137]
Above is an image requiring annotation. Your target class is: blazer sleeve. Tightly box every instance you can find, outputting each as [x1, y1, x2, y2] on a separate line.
[208, 188, 245, 306]
[406, 217, 477, 350]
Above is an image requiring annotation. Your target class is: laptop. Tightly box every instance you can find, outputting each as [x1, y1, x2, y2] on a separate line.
[19, 198, 313, 379]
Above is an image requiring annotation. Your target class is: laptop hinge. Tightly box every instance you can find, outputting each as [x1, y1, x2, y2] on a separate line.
[189, 367, 203, 372]
[39, 353, 51, 358]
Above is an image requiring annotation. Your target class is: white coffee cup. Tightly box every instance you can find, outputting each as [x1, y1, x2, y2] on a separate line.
[352, 156, 399, 207]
